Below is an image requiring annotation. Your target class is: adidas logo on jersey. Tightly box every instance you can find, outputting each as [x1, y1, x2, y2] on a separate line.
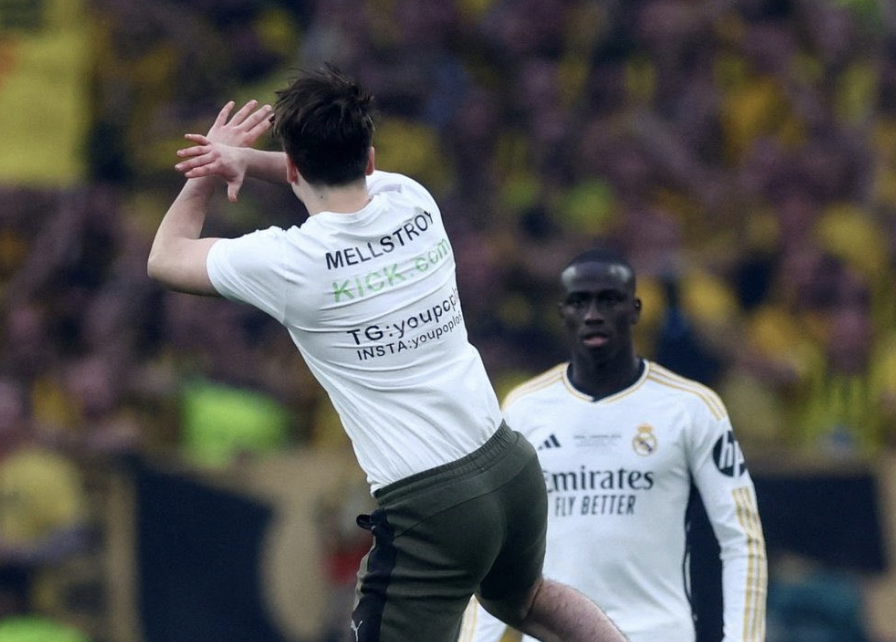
[538, 434, 561, 450]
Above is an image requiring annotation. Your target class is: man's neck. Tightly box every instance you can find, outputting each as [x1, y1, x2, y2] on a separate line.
[297, 180, 371, 216]
[569, 355, 643, 401]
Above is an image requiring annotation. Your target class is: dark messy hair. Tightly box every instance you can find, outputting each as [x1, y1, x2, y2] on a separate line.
[271, 63, 376, 186]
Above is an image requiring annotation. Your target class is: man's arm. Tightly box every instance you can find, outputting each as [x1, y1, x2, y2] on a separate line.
[690, 414, 768, 642]
[147, 100, 276, 295]
[147, 178, 220, 295]
[176, 142, 288, 201]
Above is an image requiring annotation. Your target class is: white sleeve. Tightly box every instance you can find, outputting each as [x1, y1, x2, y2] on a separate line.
[206, 227, 289, 323]
[687, 401, 767, 642]
[457, 597, 510, 642]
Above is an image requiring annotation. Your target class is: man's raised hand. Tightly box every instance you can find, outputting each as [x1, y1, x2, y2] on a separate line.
[175, 100, 272, 202]
[205, 99, 273, 147]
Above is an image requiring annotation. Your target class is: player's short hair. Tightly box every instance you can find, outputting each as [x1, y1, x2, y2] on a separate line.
[563, 247, 636, 285]
[271, 63, 377, 186]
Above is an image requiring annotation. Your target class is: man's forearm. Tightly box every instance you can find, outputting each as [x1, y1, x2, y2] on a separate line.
[147, 177, 219, 294]
[244, 148, 288, 183]
[156, 177, 216, 241]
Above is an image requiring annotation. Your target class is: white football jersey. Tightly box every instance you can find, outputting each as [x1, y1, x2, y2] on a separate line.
[459, 360, 766, 642]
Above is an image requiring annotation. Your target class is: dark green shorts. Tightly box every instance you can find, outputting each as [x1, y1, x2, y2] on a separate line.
[350, 423, 547, 642]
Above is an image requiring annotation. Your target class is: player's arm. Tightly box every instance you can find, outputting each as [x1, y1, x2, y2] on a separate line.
[176, 142, 288, 199]
[689, 412, 767, 642]
[148, 100, 276, 295]
[174, 99, 285, 201]
[147, 178, 220, 295]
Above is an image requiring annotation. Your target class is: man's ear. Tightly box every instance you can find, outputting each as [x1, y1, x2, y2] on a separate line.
[285, 155, 300, 184]
[365, 147, 376, 175]
[632, 297, 642, 324]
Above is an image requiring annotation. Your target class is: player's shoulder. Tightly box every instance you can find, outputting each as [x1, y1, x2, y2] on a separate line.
[502, 363, 568, 410]
[643, 360, 728, 420]
[218, 224, 289, 245]
[368, 169, 410, 188]
[368, 170, 436, 204]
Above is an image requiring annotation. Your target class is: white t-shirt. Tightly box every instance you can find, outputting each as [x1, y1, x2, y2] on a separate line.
[459, 360, 766, 642]
[207, 170, 502, 491]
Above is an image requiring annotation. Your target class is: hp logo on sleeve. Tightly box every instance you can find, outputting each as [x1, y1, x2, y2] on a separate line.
[712, 431, 746, 477]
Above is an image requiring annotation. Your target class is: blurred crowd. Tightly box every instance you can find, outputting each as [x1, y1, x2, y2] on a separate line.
[3, 0, 896, 640]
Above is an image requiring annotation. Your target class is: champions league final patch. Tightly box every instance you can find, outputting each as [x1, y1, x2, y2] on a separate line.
[572, 433, 622, 450]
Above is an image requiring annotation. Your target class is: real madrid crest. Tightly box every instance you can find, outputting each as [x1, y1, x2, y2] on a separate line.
[632, 424, 657, 456]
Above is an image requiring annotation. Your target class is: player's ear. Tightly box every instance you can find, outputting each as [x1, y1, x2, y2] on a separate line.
[632, 298, 642, 324]
[285, 155, 300, 184]
[366, 147, 375, 175]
